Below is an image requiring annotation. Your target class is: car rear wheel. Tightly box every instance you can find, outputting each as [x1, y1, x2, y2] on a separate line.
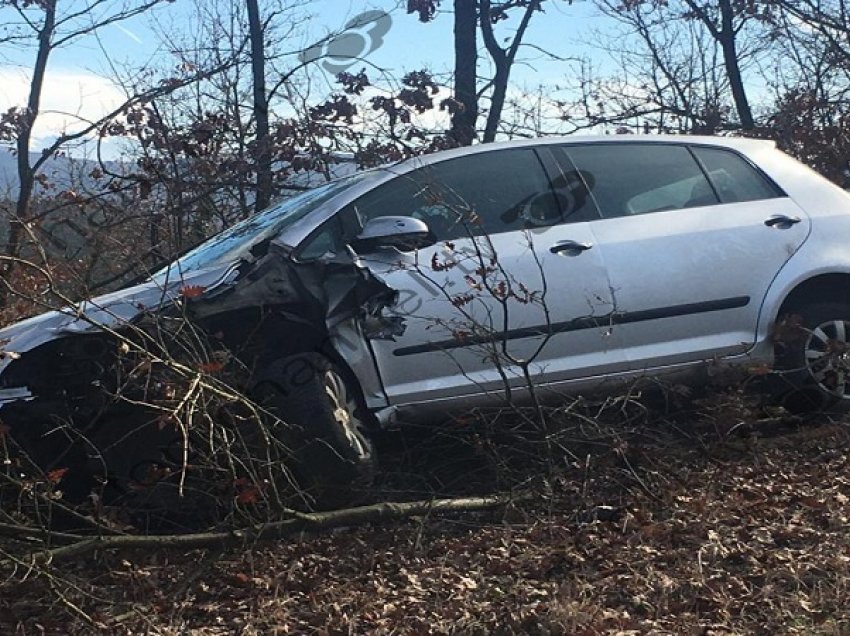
[774, 302, 850, 413]
[251, 352, 376, 509]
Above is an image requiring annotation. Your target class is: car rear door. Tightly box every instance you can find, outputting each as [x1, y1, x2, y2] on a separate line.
[552, 142, 810, 370]
[344, 146, 627, 405]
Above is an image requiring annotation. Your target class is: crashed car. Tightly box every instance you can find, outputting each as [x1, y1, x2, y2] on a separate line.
[2, 135, 850, 507]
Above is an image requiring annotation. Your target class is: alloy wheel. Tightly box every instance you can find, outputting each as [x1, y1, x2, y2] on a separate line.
[803, 319, 850, 399]
[323, 369, 372, 460]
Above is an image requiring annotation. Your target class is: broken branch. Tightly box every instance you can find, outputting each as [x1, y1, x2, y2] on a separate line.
[11, 493, 528, 568]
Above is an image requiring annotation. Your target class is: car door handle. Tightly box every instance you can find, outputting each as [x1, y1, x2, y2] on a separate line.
[550, 240, 593, 255]
[764, 215, 802, 228]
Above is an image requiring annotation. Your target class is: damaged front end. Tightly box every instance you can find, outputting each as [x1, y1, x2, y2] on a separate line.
[0, 243, 402, 511]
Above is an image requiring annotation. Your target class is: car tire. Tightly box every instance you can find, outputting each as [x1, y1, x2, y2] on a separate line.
[251, 352, 376, 509]
[774, 302, 850, 414]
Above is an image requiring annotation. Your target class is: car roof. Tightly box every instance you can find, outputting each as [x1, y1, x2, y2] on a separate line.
[392, 134, 776, 170]
[348, 134, 776, 195]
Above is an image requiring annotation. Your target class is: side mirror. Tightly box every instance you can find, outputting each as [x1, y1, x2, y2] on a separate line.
[353, 216, 436, 252]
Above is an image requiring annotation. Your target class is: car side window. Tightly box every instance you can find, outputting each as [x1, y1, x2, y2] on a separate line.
[562, 143, 719, 219]
[346, 148, 562, 241]
[691, 146, 784, 203]
[297, 215, 345, 260]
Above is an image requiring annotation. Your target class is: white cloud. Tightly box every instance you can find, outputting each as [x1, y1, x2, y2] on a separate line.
[0, 66, 127, 153]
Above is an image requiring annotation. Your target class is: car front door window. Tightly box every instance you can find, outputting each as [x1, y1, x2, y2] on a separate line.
[349, 148, 563, 240]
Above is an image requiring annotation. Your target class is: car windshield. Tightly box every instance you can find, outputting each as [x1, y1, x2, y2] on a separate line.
[153, 172, 373, 278]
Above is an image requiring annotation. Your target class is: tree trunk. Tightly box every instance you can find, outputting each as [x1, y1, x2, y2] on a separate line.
[246, 0, 272, 213]
[0, 1, 56, 305]
[451, 0, 478, 146]
[479, 0, 540, 143]
[718, 0, 754, 130]
[483, 65, 509, 143]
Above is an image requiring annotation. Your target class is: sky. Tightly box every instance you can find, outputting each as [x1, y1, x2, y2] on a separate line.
[0, 0, 605, 156]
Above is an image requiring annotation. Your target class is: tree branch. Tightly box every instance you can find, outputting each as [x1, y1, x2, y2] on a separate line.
[10, 493, 527, 568]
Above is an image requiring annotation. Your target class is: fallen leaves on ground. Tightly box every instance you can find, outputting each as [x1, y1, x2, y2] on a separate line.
[2, 415, 850, 634]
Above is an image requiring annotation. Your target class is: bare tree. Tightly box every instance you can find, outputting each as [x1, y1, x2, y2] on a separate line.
[774, 0, 850, 69]
[576, 0, 733, 133]
[0, 0, 232, 304]
[408, 0, 554, 143]
[759, 6, 850, 184]
[478, 0, 545, 141]
[679, 0, 756, 129]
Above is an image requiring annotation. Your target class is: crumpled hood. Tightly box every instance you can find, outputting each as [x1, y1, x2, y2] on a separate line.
[0, 242, 404, 378]
[0, 264, 238, 376]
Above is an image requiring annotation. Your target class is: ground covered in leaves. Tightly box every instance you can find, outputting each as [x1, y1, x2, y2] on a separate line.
[2, 395, 850, 634]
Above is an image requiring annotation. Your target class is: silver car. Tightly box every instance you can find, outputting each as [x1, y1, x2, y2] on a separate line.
[2, 135, 849, 502]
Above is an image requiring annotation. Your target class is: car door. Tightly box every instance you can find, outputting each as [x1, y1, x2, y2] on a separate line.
[340, 147, 627, 405]
[553, 142, 811, 370]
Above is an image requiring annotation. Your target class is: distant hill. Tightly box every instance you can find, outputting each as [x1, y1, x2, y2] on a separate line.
[0, 149, 125, 200]
[0, 149, 358, 256]
[0, 149, 357, 200]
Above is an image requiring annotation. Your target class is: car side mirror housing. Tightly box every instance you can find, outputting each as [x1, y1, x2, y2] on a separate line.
[353, 216, 436, 252]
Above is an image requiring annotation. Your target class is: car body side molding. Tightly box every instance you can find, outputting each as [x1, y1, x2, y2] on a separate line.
[392, 296, 751, 357]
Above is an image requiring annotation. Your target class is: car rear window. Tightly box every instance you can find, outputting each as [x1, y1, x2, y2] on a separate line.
[691, 146, 784, 203]
[562, 144, 719, 219]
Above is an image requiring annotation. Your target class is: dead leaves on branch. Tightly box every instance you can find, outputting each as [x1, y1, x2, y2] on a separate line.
[178, 284, 206, 299]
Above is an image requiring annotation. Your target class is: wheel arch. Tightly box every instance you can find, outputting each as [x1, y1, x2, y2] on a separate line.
[196, 306, 383, 425]
[775, 273, 850, 319]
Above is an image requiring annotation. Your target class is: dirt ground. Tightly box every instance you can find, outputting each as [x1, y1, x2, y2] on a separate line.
[2, 399, 850, 635]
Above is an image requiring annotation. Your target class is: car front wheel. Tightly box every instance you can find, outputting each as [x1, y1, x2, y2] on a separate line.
[251, 352, 376, 508]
